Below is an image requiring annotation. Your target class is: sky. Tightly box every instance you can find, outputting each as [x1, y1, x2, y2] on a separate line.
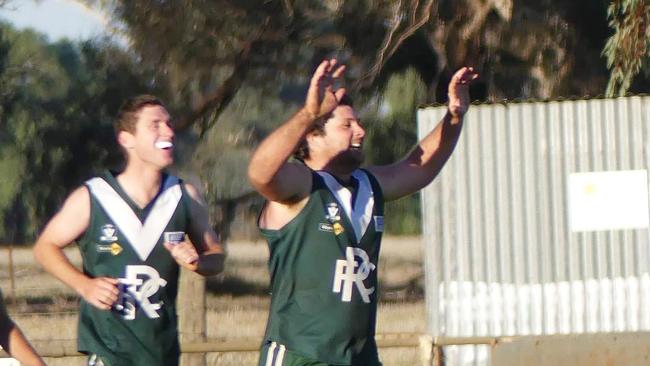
[0, 0, 112, 42]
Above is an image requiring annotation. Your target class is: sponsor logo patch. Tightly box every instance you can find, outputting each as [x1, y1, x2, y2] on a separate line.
[374, 216, 384, 232]
[319, 223, 334, 232]
[97, 242, 123, 256]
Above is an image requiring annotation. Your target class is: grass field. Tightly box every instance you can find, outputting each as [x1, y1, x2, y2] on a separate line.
[0, 236, 426, 365]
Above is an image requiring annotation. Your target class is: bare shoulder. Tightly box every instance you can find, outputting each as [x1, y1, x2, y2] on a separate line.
[62, 185, 91, 214]
[36, 185, 91, 248]
[182, 182, 206, 204]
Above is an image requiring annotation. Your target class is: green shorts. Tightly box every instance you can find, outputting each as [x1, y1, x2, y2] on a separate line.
[87, 354, 111, 366]
[259, 342, 329, 366]
[258, 342, 383, 366]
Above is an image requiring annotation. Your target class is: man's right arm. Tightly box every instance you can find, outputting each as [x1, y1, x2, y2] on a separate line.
[247, 108, 316, 203]
[33, 186, 119, 310]
[247, 59, 346, 203]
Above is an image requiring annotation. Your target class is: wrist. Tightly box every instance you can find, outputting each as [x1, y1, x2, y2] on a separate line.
[446, 110, 464, 125]
[298, 107, 318, 121]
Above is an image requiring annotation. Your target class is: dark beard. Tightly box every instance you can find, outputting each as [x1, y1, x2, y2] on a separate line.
[330, 149, 364, 172]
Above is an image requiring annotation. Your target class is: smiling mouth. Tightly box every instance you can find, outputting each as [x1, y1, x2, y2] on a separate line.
[155, 141, 174, 150]
[350, 143, 362, 149]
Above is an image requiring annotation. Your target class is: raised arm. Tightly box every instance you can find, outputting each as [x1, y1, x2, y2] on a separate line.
[163, 183, 225, 277]
[247, 59, 346, 203]
[368, 67, 479, 201]
[33, 186, 119, 310]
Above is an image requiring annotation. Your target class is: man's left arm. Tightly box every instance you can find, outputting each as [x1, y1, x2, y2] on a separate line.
[367, 67, 478, 201]
[164, 183, 225, 276]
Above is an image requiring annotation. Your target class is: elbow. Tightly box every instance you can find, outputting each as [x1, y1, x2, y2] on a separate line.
[247, 164, 272, 192]
[32, 242, 46, 267]
[197, 252, 225, 277]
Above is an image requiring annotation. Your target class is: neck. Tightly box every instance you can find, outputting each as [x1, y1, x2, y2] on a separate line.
[305, 159, 354, 184]
[116, 163, 164, 208]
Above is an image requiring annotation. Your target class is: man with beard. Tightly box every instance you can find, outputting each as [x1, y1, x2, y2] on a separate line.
[248, 59, 478, 366]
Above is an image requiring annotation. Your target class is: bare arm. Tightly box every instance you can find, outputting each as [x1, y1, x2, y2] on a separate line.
[164, 183, 225, 276]
[368, 67, 479, 201]
[247, 59, 346, 203]
[33, 187, 119, 310]
[0, 298, 45, 366]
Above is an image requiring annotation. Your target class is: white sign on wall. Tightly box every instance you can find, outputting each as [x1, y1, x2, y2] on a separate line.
[568, 170, 650, 232]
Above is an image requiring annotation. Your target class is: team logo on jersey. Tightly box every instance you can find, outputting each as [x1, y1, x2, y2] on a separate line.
[324, 202, 344, 235]
[332, 247, 376, 303]
[325, 202, 341, 222]
[99, 224, 118, 242]
[97, 242, 123, 256]
[114, 265, 168, 320]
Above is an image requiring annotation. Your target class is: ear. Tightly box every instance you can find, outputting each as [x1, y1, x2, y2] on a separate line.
[306, 131, 321, 149]
[117, 130, 135, 150]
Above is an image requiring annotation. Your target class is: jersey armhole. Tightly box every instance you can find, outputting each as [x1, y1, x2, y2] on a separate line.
[258, 171, 320, 236]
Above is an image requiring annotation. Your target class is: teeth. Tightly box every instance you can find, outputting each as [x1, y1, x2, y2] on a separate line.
[351, 143, 361, 148]
[155, 141, 173, 149]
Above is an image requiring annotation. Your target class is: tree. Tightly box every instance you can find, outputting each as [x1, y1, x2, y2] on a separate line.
[0, 23, 155, 242]
[603, 0, 650, 96]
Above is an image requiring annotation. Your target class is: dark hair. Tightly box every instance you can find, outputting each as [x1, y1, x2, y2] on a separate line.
[114, 95, 165, 134]
[294, 95, 354, 161]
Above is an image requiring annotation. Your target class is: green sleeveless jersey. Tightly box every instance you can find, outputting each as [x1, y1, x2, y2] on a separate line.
[77, 171, 189, 366]
[260, 169, 385, 365]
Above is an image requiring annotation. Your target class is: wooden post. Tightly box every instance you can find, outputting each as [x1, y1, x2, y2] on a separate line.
[7, 245, 15, 300]
[419, 334, 433, 366]
[432, 344, 444, 366]
[178, 267, 206, 366]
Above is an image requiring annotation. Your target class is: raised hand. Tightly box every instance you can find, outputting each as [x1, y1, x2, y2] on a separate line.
[448, 67, 479, 118]
[304, 59, 346, 119]
[78, 276, 119, 310]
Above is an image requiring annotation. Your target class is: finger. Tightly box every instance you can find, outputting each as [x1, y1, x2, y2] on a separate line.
[335, 88, 347, 102]
[185, 254, 199, 264]
[331, 64, 346, 79]
[99, 292, 117, 305]
[310, 60, 330, 87]
[100, 277, 119, 285]
[326, 58, 338, 73]
[97, 277, 119, 289]
[94, 299, 111, 310]
[98, 282, 120, 297]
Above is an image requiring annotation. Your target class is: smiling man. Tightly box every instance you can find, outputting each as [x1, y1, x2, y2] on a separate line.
[248, 59, 478, 366]
[33, 95, 225, 366]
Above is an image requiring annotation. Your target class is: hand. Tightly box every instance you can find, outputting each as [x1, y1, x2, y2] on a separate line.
[448, 67, 479, 118]
[78, 277, 119, 310]
[303, 58, 347, 120]
[164, 240, 200, 271]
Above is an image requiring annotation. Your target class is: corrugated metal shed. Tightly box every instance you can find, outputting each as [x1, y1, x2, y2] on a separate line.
[417, 95, 650, 365]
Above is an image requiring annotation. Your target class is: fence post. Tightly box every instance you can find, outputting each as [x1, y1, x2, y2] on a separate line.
[432, 344, 444, 366]
[178, 267, 206, 366]
[8, 244, 15, 300]
[419, 334, 433, 366]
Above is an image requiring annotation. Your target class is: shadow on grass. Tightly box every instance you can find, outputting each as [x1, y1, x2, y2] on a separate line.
[380, 273, 424, 303]
[205, 274, 270, 297]
[6, 294, 80, 313]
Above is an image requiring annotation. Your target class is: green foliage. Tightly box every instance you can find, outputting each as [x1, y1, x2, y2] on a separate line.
[362, 67, 427, 234]
[603, 0, 650, 96]
[0, 23, 154, 242]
